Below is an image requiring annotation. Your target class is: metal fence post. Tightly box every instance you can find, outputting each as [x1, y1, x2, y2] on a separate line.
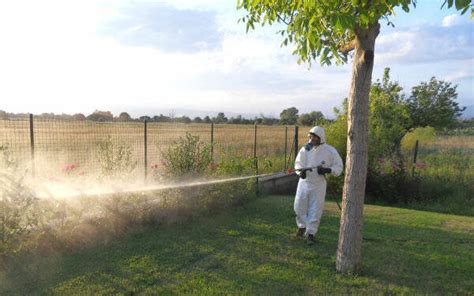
[29, 114, 35, 178]
[294, 126, 299, 162]
[144, 120, 148, 182]
[210, 123, 214, 161]
[284, 125, 288, 171]
[412, 140, 419, 177]
[254, 123, 259, 195]
[254, 123, 258, 173]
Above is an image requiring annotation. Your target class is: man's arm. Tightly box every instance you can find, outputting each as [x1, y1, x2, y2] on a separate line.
[294, 147, 306, 170]
[329, 147, 344, 176]
[295, 148, 309, 178]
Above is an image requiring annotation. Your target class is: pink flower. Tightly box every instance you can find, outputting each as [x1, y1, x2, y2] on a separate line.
[415, 162, 427, 170]
[391, 161, 400, 171]
[63, 163, 77, 173]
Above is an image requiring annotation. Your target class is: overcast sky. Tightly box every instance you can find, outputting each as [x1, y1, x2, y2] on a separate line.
[0, 0, 472, 118]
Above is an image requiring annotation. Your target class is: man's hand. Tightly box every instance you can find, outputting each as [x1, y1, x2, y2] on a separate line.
[317, 166, 331, 175]
[296, 168, 312, 179]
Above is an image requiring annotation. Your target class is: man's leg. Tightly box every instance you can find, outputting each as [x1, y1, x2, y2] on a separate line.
[294, 184, 308, 234]
[306, 185, 327, 238]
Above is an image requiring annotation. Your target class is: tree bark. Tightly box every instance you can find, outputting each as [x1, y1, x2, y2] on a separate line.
[336, 22, 380, 273]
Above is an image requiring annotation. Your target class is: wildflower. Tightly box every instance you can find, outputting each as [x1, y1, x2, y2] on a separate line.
[63, 163, 77, 173]
[391, 161, 400, 171]
[415, 162, 427, 170]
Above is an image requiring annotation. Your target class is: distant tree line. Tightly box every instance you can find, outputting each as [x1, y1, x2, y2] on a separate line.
[0, 75, 470, 127]
[0, 109, 330, 126]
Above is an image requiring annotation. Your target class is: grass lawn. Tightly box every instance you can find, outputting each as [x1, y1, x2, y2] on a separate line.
[2, 195, 473, 295]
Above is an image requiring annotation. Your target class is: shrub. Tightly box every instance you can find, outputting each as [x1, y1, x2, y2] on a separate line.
[97, 136, 137, 178]
[160, 133, 212, 178]
[0, 145, 17, 170]
[366, 161, 418, 204]
[324, 105, 347, 163]
[0, 171, 40, 254]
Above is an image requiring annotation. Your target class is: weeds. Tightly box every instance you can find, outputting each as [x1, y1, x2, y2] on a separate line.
[0, 171, 40, 254]
[160, 133, 212, 179]
[97, 136, 137, 178]
[0, 145, 17, 170]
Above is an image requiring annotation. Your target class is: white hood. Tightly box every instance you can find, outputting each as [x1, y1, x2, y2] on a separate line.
[309, 126, 326, 144]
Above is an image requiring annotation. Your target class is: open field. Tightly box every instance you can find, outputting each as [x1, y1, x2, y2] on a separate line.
[404, 135, 474, 215]
[2, 195, 473, 295]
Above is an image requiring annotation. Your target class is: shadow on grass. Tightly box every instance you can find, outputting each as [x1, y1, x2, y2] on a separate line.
[1, 196, 473, 295]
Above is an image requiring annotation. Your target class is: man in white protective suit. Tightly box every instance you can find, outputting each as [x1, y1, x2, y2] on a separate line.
[294, 126, 343, 245]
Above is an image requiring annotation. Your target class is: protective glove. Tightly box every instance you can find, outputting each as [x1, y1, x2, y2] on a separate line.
[317, 166, 332, 175]
[304, 142, 313, 151]
[296, 168, 312, 179]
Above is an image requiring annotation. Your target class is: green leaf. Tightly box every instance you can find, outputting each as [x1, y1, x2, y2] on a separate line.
[455, 0, 467, 10]
[401, 3, 410, 12]
[360, 13, 369, 25]
[320, 47, 330, 64]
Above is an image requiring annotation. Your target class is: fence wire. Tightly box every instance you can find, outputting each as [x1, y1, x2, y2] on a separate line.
[0, 117, 299, 180]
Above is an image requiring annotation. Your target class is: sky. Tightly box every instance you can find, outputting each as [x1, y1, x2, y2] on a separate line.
[0, 0, 472, 119]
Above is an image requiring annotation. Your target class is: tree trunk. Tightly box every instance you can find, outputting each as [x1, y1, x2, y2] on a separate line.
[336, 22, 380, 273]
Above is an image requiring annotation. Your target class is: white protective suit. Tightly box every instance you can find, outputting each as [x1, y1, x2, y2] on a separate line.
[294, 126, 343, 236]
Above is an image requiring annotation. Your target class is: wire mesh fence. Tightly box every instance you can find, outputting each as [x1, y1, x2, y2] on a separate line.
[0, 116, 301, 180]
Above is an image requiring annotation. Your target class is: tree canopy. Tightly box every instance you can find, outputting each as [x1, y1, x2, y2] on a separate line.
[238, 1, 472, 65]
[407, 77, 465, 129]
[279, 107, 299, 125]
[238, 0, 418, 65]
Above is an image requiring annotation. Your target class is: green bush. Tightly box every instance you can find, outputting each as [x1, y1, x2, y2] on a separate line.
[211, 145, 285, 177]
[160, 133, 212, 178]
[212, 148, 255, 176]
[324, 110, 347, 163]
[0, 171, 40, 254]
[0, 145, 17, 170]
[97, 136, 137, 178]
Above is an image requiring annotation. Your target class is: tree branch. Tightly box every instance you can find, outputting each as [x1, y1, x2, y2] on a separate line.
[275, 12, 290, 25]
[338, 39, 356, 54]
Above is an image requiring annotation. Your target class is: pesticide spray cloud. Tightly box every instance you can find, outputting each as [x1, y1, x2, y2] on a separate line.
[1, 151, 269, 257]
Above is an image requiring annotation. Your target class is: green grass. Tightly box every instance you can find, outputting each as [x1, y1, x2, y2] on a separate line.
[2, 195, 473, 295]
